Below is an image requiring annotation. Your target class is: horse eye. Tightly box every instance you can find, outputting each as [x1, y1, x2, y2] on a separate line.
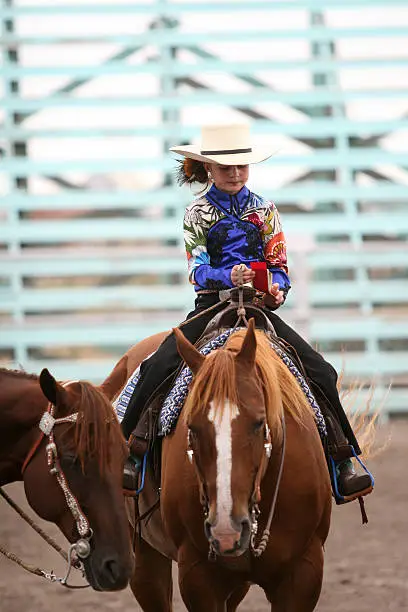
[61, 454, 79, 468]
[253, 419, 265, 432]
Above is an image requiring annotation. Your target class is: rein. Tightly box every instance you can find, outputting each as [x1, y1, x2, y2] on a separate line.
[250, 415, 286, 557]
[0, 486, 86, 587]
[178, 296, 231, 328]
[0, 384, 93, 589]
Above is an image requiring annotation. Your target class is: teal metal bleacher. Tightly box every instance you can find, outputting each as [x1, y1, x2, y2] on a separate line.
[1, 0, 407, 414]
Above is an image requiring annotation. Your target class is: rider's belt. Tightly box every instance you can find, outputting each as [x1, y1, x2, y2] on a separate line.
[195, 291, 221, 309]
[196, 289, 251, 301]
[196, 287, 263, 306]
[196, 289, 231, 301]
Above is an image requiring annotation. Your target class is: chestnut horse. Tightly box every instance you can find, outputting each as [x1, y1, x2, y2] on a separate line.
[0, 367, 133, 591]
[111, 320, 332, 611]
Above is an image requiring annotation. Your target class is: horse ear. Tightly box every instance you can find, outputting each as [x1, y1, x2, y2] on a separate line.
[99, 354, 129, 401]
[39, 368, 65, 406]
[235, 318, 257, 369]
[173, 327, 205, 375]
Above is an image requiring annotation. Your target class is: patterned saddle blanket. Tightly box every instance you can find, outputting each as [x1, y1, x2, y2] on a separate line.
[114, 328, 327, 440]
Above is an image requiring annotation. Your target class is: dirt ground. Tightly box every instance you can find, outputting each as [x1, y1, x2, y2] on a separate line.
[1, 419, 407, 612]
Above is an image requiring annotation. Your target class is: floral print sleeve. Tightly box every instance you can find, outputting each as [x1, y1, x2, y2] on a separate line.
[261, 201, 291, 293]
[183, 199, 232, 290]
[183, 187, 291, 295]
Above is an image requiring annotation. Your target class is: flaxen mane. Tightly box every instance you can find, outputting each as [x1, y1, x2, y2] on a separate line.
[183, 329, 314, 438]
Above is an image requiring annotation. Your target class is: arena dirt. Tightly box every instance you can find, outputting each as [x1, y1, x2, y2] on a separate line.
[1, 419, 406, 611]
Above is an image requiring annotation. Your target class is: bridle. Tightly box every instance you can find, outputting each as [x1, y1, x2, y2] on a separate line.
[185, 284, 287, 559]
[19, 382, 93, 586]
[187, 417, 286, 559]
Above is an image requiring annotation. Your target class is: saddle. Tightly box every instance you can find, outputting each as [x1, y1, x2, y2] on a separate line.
[197, 286, 277, 349]
[130, 288, 307, 488]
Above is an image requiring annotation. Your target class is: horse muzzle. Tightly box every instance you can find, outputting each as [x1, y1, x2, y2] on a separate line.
[204, 516, 251, 557]
[83, 549, 133, 591]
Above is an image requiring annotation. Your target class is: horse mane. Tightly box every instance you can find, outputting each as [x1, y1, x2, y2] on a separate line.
[183, 329, 314, 439]
[68, 381, 128, 474]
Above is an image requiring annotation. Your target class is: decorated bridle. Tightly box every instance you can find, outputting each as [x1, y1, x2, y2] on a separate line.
[187, 418, 285, 560]
[20, 382, 93, 586]
[184, 283, 287, 559]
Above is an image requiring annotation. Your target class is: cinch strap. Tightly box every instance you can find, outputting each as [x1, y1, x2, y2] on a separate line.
[200, 147, 252, 155]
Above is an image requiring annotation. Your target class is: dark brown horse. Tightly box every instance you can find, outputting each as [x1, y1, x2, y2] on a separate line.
[111, 320, 332, 610]
[0, 366, 134, 591]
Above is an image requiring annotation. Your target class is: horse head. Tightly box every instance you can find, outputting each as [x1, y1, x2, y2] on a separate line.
[20, 368, 133, 591]
[174, 319, 275, 558]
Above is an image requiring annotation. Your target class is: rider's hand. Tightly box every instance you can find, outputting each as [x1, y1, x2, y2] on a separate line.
[231, 264, 255, 286]
[264, 283, 285, 307]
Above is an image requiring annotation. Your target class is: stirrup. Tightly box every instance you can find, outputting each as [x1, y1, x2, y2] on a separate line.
[329, 447, 374, 505]
[123, 452, 148, 498]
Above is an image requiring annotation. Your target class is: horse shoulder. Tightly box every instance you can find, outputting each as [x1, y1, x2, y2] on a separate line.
[278, 412, 331, 529]
[125, 331, 170, 377]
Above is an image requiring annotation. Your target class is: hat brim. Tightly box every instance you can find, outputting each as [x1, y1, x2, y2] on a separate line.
[169, 145, 273, 165]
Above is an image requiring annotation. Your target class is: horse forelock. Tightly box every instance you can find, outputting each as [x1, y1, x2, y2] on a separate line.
[70, 381, 127, 473]
[183, 330, 313, 436]
[183, 348, 240, 425]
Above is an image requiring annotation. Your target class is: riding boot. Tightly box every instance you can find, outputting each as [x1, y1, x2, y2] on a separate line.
[323, 411, 372, 499]
[122, 395, 163, 493]
[123, 435, 148, 492]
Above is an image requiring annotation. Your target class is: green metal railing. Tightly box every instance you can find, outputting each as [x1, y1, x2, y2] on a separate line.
[1, 0, 407, 413]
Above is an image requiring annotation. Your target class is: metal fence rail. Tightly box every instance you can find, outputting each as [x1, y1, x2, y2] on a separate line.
[1, 0, 407, 413]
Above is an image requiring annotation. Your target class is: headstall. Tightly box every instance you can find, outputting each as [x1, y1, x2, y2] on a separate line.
[186, 420, 280, 560]
[19, 382, 93, 586]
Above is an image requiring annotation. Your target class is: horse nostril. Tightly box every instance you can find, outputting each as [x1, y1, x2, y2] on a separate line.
[103, 557, 122, 584]
[239, 518, 251, 549]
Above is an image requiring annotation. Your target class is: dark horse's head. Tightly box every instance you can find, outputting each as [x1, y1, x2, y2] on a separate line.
[18, 368, 133, 590]
[174, 320, 308, 558]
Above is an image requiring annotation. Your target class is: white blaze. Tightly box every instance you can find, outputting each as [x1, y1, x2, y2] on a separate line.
[208, 400, 239, 531]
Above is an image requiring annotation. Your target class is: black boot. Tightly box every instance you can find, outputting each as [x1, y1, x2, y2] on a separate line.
[322, 411, 373, 502]
[122, 389, 169, 493]
[336, 459, 373, 498]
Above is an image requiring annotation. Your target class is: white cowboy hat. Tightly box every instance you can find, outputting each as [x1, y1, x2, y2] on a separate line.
[169, 123, 273, 165]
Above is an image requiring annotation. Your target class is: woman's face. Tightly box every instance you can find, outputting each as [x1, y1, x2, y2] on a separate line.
[205, 163, 249, 195]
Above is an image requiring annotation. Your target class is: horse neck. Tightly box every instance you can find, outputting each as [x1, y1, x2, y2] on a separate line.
[0, 374, 47, 484]
[0, 373, 47, 425]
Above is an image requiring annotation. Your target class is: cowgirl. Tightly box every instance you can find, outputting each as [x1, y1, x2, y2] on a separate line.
[122, 124, 372, 501]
